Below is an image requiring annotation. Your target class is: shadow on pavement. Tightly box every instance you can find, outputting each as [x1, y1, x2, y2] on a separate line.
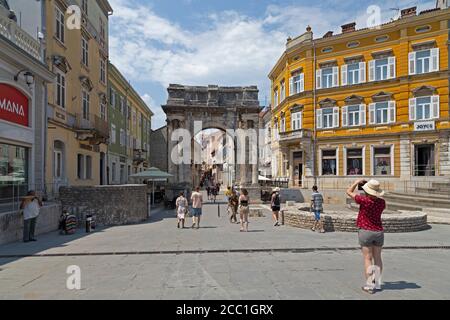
[0, 226, 111, 266]
[382, 281, 421, 290]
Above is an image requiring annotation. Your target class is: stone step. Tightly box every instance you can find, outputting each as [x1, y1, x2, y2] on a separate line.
[389, 191, 450, 200]
[415, 188, 450, 196]
[431, 182, 450, 189]
[349, 201, 422, 212]
[383, 197, 450, 209]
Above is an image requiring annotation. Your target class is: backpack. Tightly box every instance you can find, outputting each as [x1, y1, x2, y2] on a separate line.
[64, 215, 77, 235]
[273, 194, 281, 206]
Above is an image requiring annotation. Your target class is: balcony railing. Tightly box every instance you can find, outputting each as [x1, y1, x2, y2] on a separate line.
[74, 113, 109, 140]
[0, 6, 42, 61]
[279, 129, 311, 142]
[133, 149, 148, 163]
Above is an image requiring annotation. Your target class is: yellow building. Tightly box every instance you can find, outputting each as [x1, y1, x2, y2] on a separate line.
[269, 6, 450, 192]
[45, 0, 113, 189]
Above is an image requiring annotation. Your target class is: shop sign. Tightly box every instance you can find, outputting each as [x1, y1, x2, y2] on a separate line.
[0, 84, 29, 126]
[414, 121, 435, 132]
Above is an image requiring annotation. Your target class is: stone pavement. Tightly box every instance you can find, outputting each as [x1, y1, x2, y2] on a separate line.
[1, 192, 450, 299]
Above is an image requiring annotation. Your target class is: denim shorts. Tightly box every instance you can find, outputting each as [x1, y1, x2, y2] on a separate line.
[191, 208, 202, 217]
[313, 210, 321, 221]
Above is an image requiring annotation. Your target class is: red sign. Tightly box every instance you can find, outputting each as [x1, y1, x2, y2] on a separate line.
[0, 84, 29, 127]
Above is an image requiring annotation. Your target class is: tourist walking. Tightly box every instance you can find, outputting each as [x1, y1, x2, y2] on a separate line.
[271, 187, 281, 227]
[206, 185, 211, 201]
[190, 186, 203, 229]
[21, 191, 42, 242]
[229, 190, 239, 224]
[176, 192, 188, 229]
[239, 188, 250, 232]
[346, 179, 386, 294]
[311, 186, 325, 233]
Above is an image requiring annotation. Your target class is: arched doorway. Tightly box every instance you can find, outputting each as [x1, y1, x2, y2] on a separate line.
[162, 84, 261, 192]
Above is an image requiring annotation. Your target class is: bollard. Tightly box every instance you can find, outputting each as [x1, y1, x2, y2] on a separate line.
[218, 204, 220, 218]
[86, 215, 92, 233]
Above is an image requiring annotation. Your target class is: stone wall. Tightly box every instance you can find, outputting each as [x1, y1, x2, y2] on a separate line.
[150, 126, 168, 172]
[59, 185, 149, 227]
[0, 203, 61, 245]
[284, 210, 428, 233]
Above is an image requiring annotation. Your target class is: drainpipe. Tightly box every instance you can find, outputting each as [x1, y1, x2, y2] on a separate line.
[312, 37, 318, 187]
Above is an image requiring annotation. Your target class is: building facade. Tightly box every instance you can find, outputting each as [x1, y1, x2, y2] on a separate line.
[0, 0, 54, 209]
[269, 6, 450, 191]
[45, 0, 113, 190]
[107, 62, 152, 184]
[259, 107, 273, 179]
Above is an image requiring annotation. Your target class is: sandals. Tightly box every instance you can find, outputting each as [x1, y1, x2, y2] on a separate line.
[361, 286, 375, 294]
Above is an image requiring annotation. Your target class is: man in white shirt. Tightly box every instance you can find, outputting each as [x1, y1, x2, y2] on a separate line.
[20, 190, 42, 242]
[190, 187, 203, 229]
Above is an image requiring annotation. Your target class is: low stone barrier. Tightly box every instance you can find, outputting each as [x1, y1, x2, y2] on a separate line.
[0, 203, 61, 245]
[59, 185, 149, 227]
[284, 210, 428, 233]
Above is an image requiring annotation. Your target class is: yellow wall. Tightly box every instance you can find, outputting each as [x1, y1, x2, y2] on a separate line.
[45, 0, 110, 186]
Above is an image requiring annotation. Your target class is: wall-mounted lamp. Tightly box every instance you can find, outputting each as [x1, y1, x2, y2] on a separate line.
[14, 70, 34, 86]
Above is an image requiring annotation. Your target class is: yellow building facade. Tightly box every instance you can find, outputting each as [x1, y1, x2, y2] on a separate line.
[269, 7, 450, 192]
[45, 0, 113, 189]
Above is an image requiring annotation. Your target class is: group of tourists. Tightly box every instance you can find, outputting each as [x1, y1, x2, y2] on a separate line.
[175, 178, 387, 294]
[175, 187, 204, 229]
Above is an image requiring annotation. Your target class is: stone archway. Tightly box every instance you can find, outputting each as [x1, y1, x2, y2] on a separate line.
[162, 84, 261, 191]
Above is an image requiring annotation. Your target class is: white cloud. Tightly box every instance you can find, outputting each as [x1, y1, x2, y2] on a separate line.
[109, 0, 437, 129]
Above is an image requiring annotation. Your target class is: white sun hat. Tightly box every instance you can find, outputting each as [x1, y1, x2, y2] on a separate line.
[362, 179, 385, 198]
[273, 187, 281, 192]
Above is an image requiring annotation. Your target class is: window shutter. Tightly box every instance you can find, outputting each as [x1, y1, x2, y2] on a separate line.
[316, 69, 322, 89]
[431, 48, 439, 72]
[431, 95, 440, 119]
[332, 66, 339, 87]
[300, 73, 305, 92]
[409, 98, 416, 121]
[360, 104, 366, 126]
[388, 101, 396, 123]
[388, 57, 396, 79]
[409, 52, 416, 75]
[316, 109, 323, 129]
[289, 77, 294, 96]
[342, 106, 348, 127]
[368, 60, 375, 82]
[369, 103, 376, 124]
[341, 64, 348, 86]
[333, 107, 340, 128]
[359, 62, 366, 83]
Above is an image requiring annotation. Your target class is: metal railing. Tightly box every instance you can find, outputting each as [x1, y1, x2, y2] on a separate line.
[0, 182, 63, 214]
[74, 113, 109, 138]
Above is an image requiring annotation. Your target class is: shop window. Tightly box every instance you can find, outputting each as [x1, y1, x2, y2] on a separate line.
[321, 149, 337, 176]
[373, 147, 392, 175]
[346, 148, 363, 175]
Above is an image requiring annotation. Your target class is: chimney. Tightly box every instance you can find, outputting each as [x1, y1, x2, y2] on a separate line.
[401, 6, 417, 18]
[323, 31, 334, 38]
[341, 22, 356, 34]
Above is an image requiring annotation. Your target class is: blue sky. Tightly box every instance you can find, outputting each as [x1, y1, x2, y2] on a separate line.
[108, 0, 435, 129]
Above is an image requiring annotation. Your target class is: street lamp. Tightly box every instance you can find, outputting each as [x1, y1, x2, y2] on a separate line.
[14, 70, 34, 86]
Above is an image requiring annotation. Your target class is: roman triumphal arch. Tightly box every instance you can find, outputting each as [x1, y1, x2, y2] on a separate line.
[162, 84, 262, 192]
